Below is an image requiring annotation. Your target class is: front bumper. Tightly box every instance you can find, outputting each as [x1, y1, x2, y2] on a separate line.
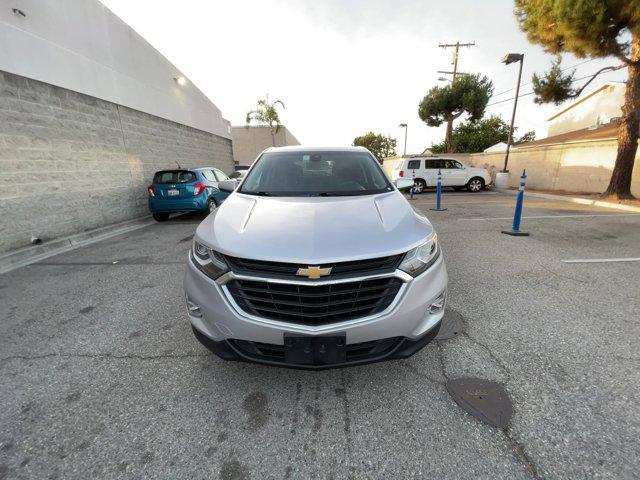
[183, 253, 447, 367]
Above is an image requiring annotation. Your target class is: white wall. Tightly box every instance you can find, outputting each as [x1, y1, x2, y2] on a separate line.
[0, 0, 230, 139]
[547, 84, 624, 137]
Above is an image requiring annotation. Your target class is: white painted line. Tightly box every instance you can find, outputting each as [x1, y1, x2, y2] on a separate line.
[562, 257, 640, 264]
[497, 189, 640, 213]
[463, 213, 640, 221]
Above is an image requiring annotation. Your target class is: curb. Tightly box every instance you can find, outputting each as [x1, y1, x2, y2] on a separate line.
[496, 188, 640, 213]
[0, 216, 155, 275]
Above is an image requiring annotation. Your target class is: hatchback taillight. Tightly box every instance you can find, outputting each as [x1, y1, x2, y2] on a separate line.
[147, 184, 155, 197]
[193, 182, 206, 195]
[399, 170, 404, 177]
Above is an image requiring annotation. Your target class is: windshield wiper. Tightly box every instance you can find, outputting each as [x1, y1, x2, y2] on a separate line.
[314, 192, 361, 197]
[244, 191, 272, 196]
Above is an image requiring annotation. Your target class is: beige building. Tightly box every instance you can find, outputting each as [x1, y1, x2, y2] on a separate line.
[547, 82, 625, 137]
[231, 125, 300, 165]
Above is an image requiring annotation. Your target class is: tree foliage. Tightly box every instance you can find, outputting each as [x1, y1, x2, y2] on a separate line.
[515, 0, 640, 61]
[353, 132, 397, 162]
[430, 116, 510, 153]
[246, 97, 285, 146]
[516, 130, 536, 144]
[515, 0, 640, 199]
[430, 116, 536, 153]
[531, 57, 576, 105]
[418, 74, 494, 127]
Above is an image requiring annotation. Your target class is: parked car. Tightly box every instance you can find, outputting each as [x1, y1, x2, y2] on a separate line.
[234, 164, 251, 172]
[229, 170, 247, 180]
[147, 167, 231, 221]
[183, 146, 447, 369]
[395, 157, 491, 193]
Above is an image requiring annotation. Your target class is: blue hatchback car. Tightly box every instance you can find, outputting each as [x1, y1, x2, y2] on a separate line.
[147, 167, 231, 221]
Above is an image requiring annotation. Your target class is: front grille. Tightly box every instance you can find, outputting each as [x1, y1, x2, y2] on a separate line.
[226, 277, 403, 325]
[224, 254, 403, 280]
[229, 337, 403, 364]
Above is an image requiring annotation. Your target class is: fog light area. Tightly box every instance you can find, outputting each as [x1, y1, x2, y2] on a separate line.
[185, 294, 202, 318]
[428, 291, 446, 314]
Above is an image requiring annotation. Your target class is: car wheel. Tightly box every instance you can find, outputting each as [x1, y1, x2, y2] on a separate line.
[152, 212, 170, 222]
[467, 177, 484, 192]
[413, 179, 426, 194]
[207, 198, 218, 213]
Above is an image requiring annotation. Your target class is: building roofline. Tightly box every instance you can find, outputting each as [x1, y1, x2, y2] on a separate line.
[546, 82, 624, 122]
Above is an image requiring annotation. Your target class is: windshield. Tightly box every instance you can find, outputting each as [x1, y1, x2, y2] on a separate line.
[239, 151, 392, 196]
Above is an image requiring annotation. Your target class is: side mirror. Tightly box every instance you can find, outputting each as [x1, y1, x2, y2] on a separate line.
[395, 178, 415, 190]
[218, 179, 238, 193]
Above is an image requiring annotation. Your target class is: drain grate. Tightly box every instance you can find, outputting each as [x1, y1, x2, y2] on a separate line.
[446, 377, 513, 429]
[436, 308, 463, 340]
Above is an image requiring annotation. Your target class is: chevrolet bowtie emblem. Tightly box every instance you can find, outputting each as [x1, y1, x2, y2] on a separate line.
[296, 266, 332, 279]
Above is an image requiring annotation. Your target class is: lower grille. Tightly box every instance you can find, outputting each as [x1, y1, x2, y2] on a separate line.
[229, 337, 403, 364]
[226, 277, 402, 326]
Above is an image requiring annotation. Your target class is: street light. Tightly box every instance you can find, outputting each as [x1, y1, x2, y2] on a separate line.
[399, 123, 408, 155]
[501, 53, 524, 173]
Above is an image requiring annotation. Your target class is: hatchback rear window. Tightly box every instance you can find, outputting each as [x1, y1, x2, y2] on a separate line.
[153, 170, 196, 184]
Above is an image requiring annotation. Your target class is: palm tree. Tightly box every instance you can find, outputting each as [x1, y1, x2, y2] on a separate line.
[245, 97, 285, 147]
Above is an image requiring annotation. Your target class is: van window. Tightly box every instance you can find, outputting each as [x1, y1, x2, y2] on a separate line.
[444, 160, 462, 169]
[407, 160, 421, 170]
[425, 160, 443, 169]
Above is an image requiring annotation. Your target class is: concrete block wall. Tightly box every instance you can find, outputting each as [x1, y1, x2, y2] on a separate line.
[0, 71, 233, 254]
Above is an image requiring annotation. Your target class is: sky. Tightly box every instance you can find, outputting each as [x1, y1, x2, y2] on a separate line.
[100, 0, 627, 155]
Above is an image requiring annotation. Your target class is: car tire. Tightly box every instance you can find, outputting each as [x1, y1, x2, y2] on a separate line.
[207, 198, 218, 213]
[152, 212, 170, 222]
[413, 179, 426, 194]
[466, 177, 484, 193]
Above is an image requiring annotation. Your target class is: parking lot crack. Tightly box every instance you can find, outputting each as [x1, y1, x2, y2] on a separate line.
[504, 428, 542, 480]
[401, 361, 445, 386]
[461, 331, 512, 381]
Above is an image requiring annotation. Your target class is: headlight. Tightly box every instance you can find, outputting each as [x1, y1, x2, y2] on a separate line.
[399, 234, 440, 277]
[190, 240, 229, 279]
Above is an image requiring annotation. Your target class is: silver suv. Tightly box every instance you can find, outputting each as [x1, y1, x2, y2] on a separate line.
[183, 146, 447, 369]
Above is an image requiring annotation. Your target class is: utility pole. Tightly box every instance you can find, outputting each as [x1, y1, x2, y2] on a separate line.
[438, 41, 475, 153]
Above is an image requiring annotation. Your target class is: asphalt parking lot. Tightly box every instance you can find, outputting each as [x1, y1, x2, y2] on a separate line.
[1, 190, 639, 479]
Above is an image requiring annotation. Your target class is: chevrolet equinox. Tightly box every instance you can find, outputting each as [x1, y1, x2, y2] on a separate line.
[183, 146, 447, 368]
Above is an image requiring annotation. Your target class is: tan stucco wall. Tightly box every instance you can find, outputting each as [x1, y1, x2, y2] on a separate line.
[547, 84, 624, 137]
[231, 126, 300, 165]
[443, 140, 640, 196]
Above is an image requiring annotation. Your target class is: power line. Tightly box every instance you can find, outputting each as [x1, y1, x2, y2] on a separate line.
[490, 58, 597, 99]
[486, 66, 625, 108]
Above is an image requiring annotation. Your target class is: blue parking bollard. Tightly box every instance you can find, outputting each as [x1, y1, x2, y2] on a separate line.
[430, 169, 447, 211]
[502, 169, 530, 236]
[409, 185, 414, 200]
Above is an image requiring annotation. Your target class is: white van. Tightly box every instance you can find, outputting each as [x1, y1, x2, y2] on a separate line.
[394, 157, 492, 193]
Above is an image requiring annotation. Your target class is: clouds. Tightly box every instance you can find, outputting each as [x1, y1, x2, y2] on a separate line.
[100, 0, 627, 153]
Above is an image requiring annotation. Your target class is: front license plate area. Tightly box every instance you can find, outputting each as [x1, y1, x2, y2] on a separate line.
[284, 333, 347, 365]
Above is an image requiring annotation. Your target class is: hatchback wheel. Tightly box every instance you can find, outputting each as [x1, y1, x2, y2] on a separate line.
[152, 212, 170, 222]
[413, 179, 426, 194]
[467, 177, 484, 193]
[207, 198, 218, 213]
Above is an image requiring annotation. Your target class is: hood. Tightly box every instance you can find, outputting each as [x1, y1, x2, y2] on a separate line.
[195, 191, 434, 264]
